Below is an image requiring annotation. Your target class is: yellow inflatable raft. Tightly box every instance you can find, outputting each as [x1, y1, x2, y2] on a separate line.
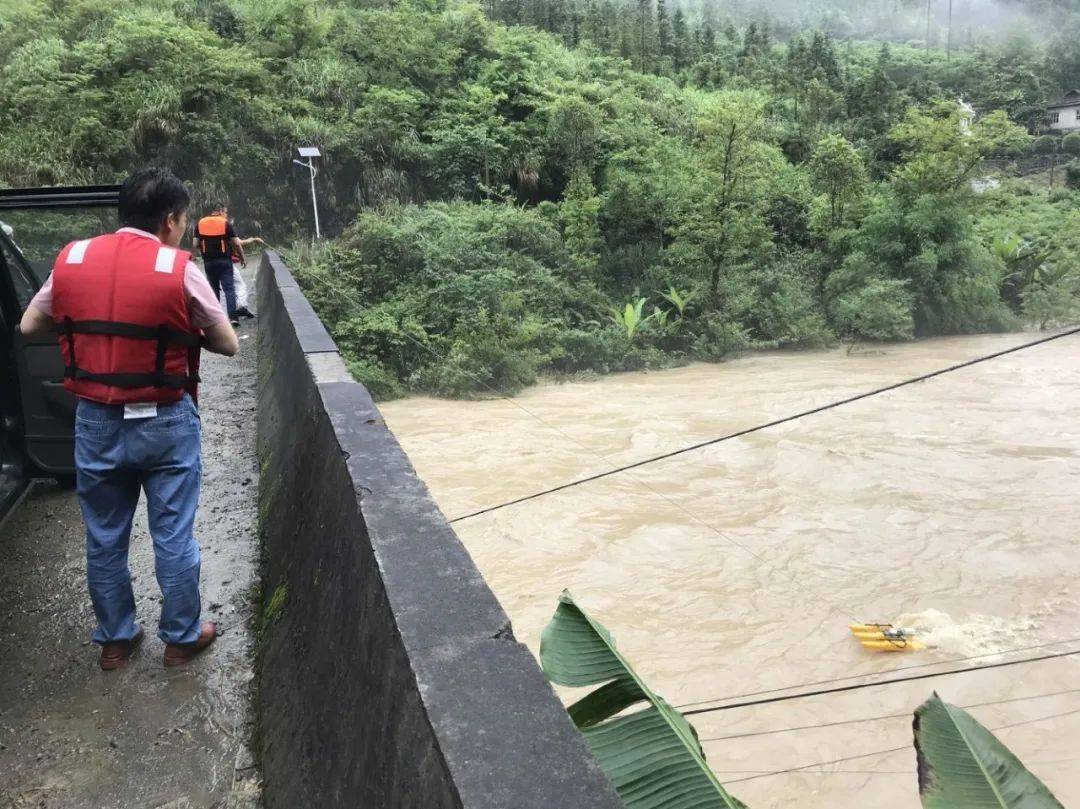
[849, 623, 925, 652]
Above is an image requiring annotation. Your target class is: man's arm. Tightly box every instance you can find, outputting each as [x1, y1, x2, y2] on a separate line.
[184, 260, 237, 355]
[18, 304, 53, 338]
[19, 276, 54, 337]
[225, 220, 245, 267]
[202, 321, 239, 356]
[230, 236, 246, 267]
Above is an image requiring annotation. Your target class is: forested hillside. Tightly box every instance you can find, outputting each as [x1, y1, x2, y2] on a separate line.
[3, 0, 1080, 397]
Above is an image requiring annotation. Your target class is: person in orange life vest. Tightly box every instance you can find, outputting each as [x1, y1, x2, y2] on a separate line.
[231, 235, 264, 319]
[19, 168, 239, 671]
[194, 204, 245, 327]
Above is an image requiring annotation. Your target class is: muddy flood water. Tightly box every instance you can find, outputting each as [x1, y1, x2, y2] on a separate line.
[381, 333, 1080, 808]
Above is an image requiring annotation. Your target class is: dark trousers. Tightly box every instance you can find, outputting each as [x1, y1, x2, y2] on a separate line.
[204, 258, 237, 319]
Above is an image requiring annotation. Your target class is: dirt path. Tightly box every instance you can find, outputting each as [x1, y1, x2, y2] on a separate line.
[0, 305, 261, 808]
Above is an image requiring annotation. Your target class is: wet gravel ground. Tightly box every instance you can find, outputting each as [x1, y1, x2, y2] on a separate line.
[0, 307, 261, 808]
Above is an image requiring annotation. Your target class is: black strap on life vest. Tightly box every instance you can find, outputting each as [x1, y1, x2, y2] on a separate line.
[61, 317, 201, 390]
[198, 236, 227, 256]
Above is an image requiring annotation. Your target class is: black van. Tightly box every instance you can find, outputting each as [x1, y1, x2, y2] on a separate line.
[0, 185, 120, 519]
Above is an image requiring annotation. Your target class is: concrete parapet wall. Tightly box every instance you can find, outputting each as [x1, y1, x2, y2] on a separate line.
[255, 252, 621, 809]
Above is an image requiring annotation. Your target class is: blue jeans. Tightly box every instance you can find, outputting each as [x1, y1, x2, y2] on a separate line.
[75, 395, 203, 645]
[205, 257, 237, 319]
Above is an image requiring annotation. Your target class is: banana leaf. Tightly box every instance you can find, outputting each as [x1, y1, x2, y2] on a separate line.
[540, 590, 747, 809]
[914, 692, 1064, 809]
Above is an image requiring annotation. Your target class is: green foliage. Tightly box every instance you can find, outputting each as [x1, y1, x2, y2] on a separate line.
[560, 169, 603, 278]
[975, 185, 1080, 270]
[3, 0, 1075, 398]
[1065, 161, 1080, 190]
[611, 298, 649, 341]
[826, 192, 1016, 338]
[831, 277, 916, 341]
[991, 233, 1045, 312]
[292, 200, 604, 398]
[808, 134, 867, 234]
[741, 255, 834, 348]
[1032, 134, 1059, 155]
[914, 692, 1064, 808]
[1022, 262, 1080, 329]
[1063, 132, 1080, 156]
[540, 591, 747, 809]
[891, 103, 1030, 196]
[263, 584, 288, 626]
[660, 287, 696, 317]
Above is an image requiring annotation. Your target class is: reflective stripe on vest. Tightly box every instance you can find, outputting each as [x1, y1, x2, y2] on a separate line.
[50, 232, 201, 405]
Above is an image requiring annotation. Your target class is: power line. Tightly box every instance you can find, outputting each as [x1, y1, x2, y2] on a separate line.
[723, 706, 1080, 785]
[273, 250, 860, 626]
[682, 647, 1080, 717]
[716, 756, 1080, 775]
[717, 768, 911, 776]
[449, 325, 1080, 523]
[377, 308, 1080, 629]
[699, 686, 1080, 742]
[675, 635, 1080, 711]
[381, 292, 863, 623]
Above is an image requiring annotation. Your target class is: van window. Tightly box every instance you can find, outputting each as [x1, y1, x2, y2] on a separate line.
[0, 230, 38, 313]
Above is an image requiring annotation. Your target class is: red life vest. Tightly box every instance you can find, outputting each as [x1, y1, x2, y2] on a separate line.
[50, 231, 201, 405]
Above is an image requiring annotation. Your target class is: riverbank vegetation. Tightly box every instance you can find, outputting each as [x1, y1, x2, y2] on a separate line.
[3, 0, 1080, 397]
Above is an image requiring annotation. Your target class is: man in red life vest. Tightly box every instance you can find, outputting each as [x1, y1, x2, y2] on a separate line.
[19, 168, 239, 670]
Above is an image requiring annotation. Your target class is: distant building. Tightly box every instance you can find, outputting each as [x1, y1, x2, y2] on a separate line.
[1048, 90, 1080, 132]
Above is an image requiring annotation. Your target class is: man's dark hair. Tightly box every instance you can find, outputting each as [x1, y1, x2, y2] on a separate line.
[209, 200, 228, 213]
[118, 167, 190, 233]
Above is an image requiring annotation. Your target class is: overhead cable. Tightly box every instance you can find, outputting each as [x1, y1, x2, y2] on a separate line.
[682, 647, 1080, 717]
[675, 635, 1080, 711]
[699, 686, 1080, 742]
[450, 325, 1080, 523]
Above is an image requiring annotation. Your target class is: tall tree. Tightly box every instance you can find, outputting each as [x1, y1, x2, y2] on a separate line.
[676, 90, 773, 305]
[701, 23, 716, 54]
[925, 0, 933, 53]
[656, 0, 671, 63]
[946, 0, 953, 60]
[561, 168, 603, 277]
[891, 101, 1031, 196]
[671, 8, 689, 70]
[809, 134, 867, 232]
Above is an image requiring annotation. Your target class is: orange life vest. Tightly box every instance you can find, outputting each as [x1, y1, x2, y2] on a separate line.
[50, 231, 201, 405]
[197, 214, 229, 259]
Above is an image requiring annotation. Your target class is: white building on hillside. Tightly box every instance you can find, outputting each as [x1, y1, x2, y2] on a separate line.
[1048, 90, 1080, 132]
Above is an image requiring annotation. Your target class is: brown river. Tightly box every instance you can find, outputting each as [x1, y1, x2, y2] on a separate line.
[380, 333, 1080, 808]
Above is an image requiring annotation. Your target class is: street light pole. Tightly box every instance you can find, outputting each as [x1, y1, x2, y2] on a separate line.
[295, 146, 322, 239]
[305, 159, 321, 239]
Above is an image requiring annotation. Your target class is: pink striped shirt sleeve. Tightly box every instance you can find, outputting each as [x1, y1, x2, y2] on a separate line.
[28, 274, 53, 316]
[184, 260, 228, 329]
